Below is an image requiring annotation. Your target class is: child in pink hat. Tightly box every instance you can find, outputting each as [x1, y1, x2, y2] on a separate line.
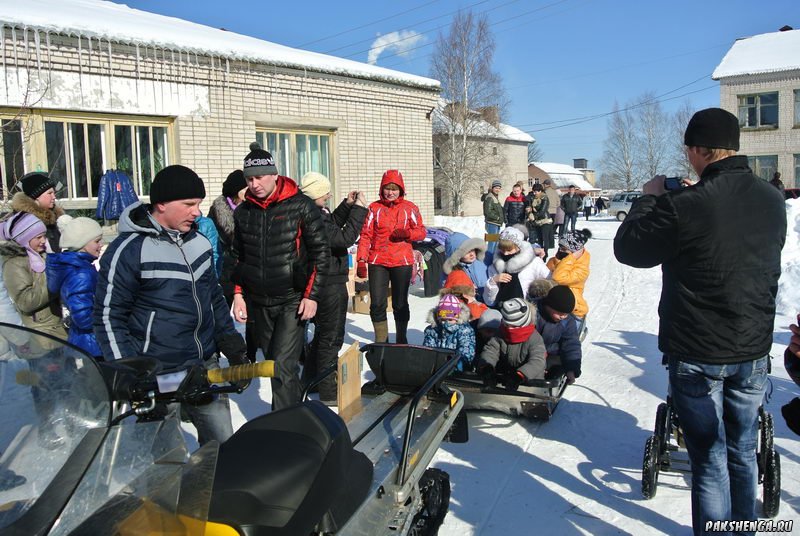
[422, 293, 476, 371]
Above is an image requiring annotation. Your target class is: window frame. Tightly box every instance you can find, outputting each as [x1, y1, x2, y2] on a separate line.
[737, 92, 779, 129]
[0, 115, 26, 199]
[255, 128, 334, 184]
[794, 90, 800, 127]
[747, 154, 779, 181]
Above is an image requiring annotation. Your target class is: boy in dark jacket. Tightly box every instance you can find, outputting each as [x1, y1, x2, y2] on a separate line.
[231, 144, 330, 411]
[533, 284, 582, 384]
[477, 297, 546, 391]
[299, 171, 367, 405]
[503, 183, 527, 227]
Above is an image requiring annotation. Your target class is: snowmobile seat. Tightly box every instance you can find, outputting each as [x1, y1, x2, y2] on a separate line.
[208, 400, 373, 536]
[362, 343, 454, 395]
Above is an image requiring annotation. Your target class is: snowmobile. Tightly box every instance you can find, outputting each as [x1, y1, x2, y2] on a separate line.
[640, 358, 781, 518]
[0, 324, 467, 535]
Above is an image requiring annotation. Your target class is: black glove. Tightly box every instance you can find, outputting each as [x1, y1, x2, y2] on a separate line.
[216, 333, 248, 366]
[502, 370, 525, 392]
[479, 364, 497, 388]
[782, 397, 800, 437]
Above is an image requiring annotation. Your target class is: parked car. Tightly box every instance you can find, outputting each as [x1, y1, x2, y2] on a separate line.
[608, 191, 642, 221]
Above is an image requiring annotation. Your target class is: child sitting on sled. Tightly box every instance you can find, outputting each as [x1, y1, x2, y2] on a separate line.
[476, 298, 546, 391]
[423, 294, 476, 371]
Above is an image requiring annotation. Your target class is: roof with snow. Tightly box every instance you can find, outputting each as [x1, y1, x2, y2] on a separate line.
[432, 100, 533, 144]
[713, 28, 800, 79]
[0, 0, 440, 90]
[531, 161, 598, 191]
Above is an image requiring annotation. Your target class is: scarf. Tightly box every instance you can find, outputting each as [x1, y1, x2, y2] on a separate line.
[499, 323, 536, 344]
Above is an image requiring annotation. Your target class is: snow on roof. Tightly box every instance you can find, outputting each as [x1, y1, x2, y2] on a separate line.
[432, 100, 533, 143]
[0, 0, 440, 90]
[713, 29, 800, 79]
[531, 161, 598, 191]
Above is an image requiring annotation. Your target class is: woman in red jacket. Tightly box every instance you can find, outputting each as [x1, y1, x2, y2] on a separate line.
[357, 170, 426, 343]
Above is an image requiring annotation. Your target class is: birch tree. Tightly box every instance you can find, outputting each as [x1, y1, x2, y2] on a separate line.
[636, 92, 671, 180]
[431, 11, 506, 215]
[601, 102, 640, 190]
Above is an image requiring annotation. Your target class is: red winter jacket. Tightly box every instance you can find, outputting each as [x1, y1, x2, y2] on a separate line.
[357, 171, 426, 268]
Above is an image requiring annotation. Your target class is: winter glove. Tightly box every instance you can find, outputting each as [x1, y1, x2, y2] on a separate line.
[502, 370, 526, 392]
[479, 364, 497, 388]
[356, 261, 368, 279]
[390, 228, 411, 242]
[782, 397, 800, 437]
[215, 333, 250, 391]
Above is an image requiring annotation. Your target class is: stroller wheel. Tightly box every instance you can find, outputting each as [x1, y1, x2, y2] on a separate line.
[762, 448, 781, 518]
[642, 435, 660, 499]
[654, 403, 671, 455]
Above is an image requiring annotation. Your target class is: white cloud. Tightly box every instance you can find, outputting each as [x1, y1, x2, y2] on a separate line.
[367, 30, 424, 65]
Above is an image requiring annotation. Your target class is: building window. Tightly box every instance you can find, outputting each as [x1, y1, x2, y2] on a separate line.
[492, 146, 498, 156]
[255, 130, 331, 179]
[434, 187, 443, 210]
[1, 119, 24, 199]
[41, 115, 171, 200]
[433, 146, 441, 168]
[795, 154, 800, 187]
[795, 90, 800, 126]
[747, 155, 778, 181]
[738, 92, 778, 128]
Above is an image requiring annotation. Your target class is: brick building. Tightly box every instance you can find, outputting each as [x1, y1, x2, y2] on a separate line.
[0, 0, 440, 218]
[713, 26, 800, 187]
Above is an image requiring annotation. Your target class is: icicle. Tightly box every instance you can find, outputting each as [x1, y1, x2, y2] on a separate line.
[22, 27, 28, 70]
[1, 25, 7, 102]
[11, 27, 19, 87]
[106, 38, 113, 110]
[33, 29, 41, 78]
[135, 43, 140, 105]
[77, 33, 84, 106]
[45, 31, 52, 99]
[87, 35, 93, 73]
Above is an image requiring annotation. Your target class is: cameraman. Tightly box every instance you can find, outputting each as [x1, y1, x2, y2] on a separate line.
[299, 173, 368, 405]
[614, 108, 786, 535]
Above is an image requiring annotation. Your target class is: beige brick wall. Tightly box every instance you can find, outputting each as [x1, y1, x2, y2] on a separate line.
[719, 70, 800, 187]
[0, 30, 439, 219]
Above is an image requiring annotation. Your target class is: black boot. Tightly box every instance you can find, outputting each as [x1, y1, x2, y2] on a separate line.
[395, 320, 408, 344]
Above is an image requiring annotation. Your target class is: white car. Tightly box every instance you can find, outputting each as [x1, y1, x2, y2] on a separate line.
[608, 191, 642, 221]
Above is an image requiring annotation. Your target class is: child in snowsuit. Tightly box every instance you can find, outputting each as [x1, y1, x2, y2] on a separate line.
[547, 228, 591, 324]
[442, 268, 488, 321]
[45, 215, 104, 358]
[477, 297, 547, 391]
[423, 293, 476, 371]
[533, 284, 582, 384]
[442, 233, 489, 301]
[484, 226, 550, 307]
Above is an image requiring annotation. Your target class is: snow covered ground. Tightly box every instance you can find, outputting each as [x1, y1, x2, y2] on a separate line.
[221, 204, 800, 535]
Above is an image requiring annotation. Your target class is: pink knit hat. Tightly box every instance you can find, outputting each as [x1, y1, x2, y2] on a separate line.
[436, 294, 462, 321]
[1, 212, 47, 273]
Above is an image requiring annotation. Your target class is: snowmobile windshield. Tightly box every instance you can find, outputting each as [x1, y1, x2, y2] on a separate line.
[0, 322, 111, 531]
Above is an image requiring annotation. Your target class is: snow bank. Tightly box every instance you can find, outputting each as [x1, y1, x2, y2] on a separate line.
[777, 198, 800, 316]
[433, 216, 486, 239]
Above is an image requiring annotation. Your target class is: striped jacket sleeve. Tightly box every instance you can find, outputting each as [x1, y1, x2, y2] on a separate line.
[93, 235, 142, 360]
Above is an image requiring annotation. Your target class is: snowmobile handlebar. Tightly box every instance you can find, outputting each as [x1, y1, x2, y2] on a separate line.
[206, 360, 276, 384]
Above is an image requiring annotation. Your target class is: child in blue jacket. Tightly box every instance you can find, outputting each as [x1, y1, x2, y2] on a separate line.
[46, 216, 104, 358]
[423, 293, 476, 371]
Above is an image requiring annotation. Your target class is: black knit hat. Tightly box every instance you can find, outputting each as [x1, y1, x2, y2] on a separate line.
[149, 165, 206, 204]
[684, 107, 740, 151]
[243, 142, 278, 178]
[543, 285, 576, 315]
[222, 169, 247, 198]
[20, 172, 57, 199]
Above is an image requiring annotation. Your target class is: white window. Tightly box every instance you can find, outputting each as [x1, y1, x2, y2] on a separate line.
[794, 90, 800, 126]
[255, 130, 331, 179]
[433, 146, 441, 168]
[747, 155, 778, 181]
[0, 118, 24, 199]
[738, 92, 778, 128]
[794, 154, 799, 187]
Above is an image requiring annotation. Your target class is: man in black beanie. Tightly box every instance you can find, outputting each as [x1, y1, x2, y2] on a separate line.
[231, 143, 330, 411]
[94, 164, 248, 446]
[614, 108, 786, 535]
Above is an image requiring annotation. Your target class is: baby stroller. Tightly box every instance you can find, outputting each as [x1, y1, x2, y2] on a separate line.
[641, 358, 781, 518]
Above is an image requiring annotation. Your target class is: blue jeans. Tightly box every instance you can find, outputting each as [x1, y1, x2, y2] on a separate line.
[564, 212, 578, 233]
[485, 222, 501, 254]
[668, 356, 768, 536]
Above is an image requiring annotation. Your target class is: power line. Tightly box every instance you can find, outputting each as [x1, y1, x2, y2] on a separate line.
[294, 0, 443, 48]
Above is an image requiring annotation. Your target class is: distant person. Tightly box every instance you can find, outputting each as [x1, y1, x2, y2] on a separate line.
[594, 196, 606, 214]
[614, 108, 786, 535]
[483, 179, 504, 254]
[560, 185, 581, 233]
[543, 179, 560, 242]
[582, 194, 593, 220]
[769, 171, 785, 198]
[527, 184, 553, 260]
[503, 183, 526, 227]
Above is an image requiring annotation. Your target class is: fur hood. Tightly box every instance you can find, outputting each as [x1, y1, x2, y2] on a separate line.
[0, 239, 27, 259]
[492, 240, 534, 274]
[11, 192, 64, 226]
[426, 302, 471, 326]
[209, 195, 236, 245]
[443, 233, 487, 274]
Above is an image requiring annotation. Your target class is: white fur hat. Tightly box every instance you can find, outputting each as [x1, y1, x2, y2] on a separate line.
[499, 226, 525, 248]
[57, 215, 103, 251]
[300, 171, 331, 200]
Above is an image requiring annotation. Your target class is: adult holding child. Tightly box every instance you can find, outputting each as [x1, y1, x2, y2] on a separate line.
[356, 170, 426, 344]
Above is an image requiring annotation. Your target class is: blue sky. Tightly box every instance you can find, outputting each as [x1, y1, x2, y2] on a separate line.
[122, 0, 797, 173]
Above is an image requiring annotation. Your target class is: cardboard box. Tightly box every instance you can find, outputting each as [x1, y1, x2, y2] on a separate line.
[352, 289, 392, 315]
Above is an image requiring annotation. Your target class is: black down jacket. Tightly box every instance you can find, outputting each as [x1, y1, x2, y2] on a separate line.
[320, 199, 368, 285]
[614, 156, 786, 364]
[233, 176, 330, 306]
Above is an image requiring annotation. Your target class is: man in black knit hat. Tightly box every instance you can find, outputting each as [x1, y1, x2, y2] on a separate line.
[231, 143, 329, 411]
[94, 164, 248, 446]
[614, 108, 786, 535]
